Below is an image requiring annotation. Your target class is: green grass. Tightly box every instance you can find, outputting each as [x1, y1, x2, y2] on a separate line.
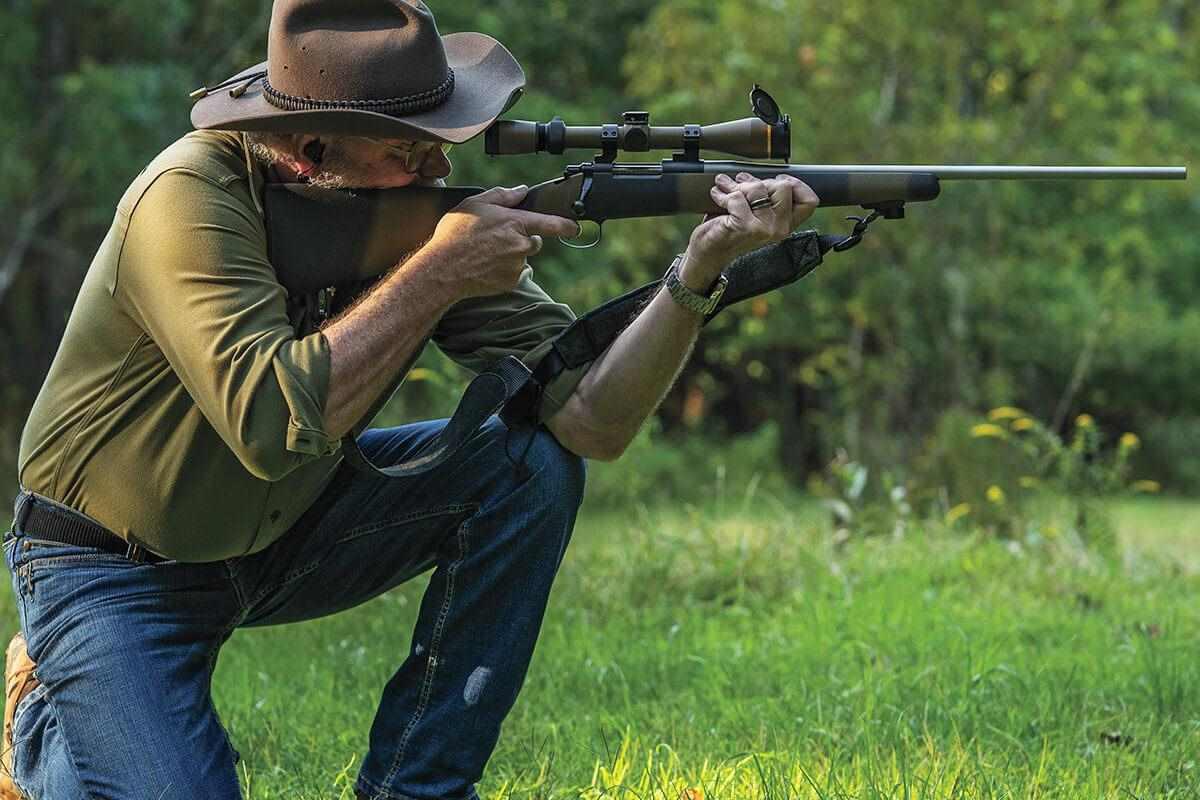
[3, 491, 1198, 798]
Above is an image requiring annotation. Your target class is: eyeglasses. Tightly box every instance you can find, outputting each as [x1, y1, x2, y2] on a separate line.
[357, 137, 452, 171]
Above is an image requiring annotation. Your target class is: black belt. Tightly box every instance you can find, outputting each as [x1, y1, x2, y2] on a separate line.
[12, 492, 169, 564]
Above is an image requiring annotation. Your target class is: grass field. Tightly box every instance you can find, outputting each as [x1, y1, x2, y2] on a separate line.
[3, 491, 1198, 798]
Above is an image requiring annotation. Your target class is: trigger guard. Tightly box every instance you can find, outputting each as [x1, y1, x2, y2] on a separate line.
[558, 223, 602, 249]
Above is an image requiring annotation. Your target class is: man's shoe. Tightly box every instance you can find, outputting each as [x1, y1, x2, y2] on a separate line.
[1, 632, 37, 799]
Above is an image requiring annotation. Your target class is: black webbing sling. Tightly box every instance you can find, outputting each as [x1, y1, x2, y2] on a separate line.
[340, 230, 838, 478]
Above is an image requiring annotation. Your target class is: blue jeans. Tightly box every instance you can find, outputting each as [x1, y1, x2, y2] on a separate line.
[3, 418, 585, 800]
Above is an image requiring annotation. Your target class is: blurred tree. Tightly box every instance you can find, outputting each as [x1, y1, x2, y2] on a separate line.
[621, 0, 1199, 484]
[1, 0, 276, 484]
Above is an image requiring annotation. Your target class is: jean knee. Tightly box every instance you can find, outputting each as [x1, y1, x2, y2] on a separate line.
[523, 426, 587, 510]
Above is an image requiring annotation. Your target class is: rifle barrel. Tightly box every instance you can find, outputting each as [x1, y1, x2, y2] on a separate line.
[782, 165, 1187, 180]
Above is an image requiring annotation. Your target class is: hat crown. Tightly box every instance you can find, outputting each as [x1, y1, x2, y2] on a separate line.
[266, 0, 452, 106]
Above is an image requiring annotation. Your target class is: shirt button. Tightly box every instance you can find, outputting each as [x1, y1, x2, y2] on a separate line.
[269, 510, 281, 523]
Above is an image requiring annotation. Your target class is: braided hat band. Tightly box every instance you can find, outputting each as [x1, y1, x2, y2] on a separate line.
[261, 69, 455, 116]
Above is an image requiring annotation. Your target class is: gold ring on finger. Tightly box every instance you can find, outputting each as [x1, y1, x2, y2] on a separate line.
[749, 197, 772, 210]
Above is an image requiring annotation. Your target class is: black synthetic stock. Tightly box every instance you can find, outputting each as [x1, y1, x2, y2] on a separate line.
[265, 183, 483, 295]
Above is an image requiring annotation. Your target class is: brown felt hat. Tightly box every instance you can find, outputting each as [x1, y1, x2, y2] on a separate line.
[190, 0, 525, 144]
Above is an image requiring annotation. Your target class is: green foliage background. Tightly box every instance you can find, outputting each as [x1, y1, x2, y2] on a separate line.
[3, 1, 1197, 491]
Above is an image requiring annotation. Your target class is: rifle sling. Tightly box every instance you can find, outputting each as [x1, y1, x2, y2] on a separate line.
[341, 229, 834, 478]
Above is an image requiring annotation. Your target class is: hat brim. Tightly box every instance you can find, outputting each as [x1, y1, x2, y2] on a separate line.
[190, 32, 524, 144]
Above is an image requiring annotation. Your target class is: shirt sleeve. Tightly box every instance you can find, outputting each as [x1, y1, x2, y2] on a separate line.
[113, 168, 336, 481]
[432, 266, 590, 421]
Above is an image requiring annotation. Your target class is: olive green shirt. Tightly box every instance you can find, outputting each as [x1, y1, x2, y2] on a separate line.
[18, 131, 585, 562]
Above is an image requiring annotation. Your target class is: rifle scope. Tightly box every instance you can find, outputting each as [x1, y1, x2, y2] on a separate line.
[485, 113, 791, 161]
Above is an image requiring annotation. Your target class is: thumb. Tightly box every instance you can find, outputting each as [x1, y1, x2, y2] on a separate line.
[473, 184, 529, 208]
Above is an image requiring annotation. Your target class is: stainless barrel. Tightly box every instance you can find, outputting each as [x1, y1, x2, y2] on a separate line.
[781, 165, 1187, 180]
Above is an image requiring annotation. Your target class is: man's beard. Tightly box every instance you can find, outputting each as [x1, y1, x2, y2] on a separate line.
[304, 169, 350, 190]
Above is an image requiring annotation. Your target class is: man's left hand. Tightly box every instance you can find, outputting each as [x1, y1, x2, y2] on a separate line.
[680, 173, 819, 287]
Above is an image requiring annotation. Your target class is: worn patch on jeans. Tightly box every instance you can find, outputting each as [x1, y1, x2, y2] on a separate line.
[463, 666, 492, 706]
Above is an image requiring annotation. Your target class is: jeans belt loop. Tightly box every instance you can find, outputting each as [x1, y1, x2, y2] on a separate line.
[13, 491, 33, 533]
[125, 541, 147, 563]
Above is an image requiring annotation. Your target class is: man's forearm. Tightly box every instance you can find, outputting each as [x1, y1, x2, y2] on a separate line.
[318, 182, 582, 441]
[321, 250, 459, 439]
[547, 252, 716, 460]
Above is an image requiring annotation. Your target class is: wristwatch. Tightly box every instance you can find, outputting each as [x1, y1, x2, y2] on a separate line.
[663, 253, 728, 317]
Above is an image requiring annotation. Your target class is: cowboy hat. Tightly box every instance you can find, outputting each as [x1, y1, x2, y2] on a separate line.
[190, 0, 525, 144]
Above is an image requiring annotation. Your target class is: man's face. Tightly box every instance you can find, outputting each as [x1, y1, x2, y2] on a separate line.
[308, 136, 453, 189]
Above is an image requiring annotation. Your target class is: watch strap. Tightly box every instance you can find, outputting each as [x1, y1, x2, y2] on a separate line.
[664, 254, 728, 316]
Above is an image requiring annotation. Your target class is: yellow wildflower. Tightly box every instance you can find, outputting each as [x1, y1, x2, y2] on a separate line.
[1131, 480, 1161, 494]
[945, 503, 972, 525]
[1011, 418, 1036, 432]
[1075, 413, 1095, 428]
[1018, 476, 1040, 489]
[1119, 432, 1140, 450]
[986, 485, 1006, 504]
[1044, 524, 1059, 539]
[970, 423, 1008, 439]
[988, 406, 1027, 421]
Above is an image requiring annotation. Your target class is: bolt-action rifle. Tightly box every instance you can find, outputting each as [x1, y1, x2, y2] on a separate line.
[264, 86, 1185, 295]
[261, 87, 1186, 482]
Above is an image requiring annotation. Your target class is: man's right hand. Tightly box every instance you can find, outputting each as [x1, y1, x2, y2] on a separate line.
[421, 185, 581, 300]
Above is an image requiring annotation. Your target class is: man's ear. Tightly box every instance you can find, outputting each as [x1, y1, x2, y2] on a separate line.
[290, 135, 325, 175]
